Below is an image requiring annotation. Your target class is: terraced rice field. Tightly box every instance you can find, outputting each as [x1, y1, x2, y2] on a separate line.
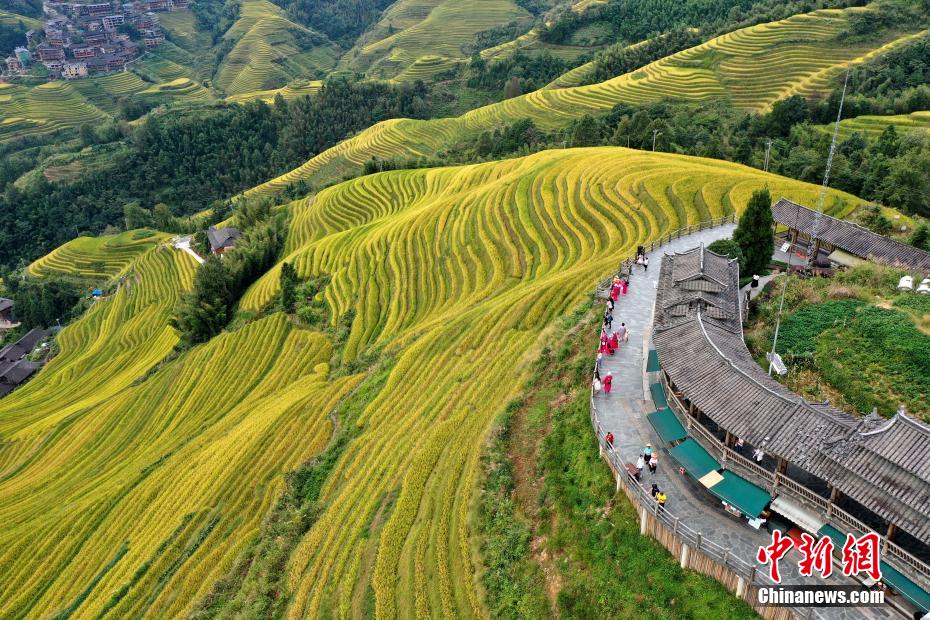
[238, 147, 864, 617]
[341, 0, 529, 79]
[250, 6, 925, 196]
[1, 146, 867, 617]
[820, 110, 930, 140]
[0, 239, 361, 618]
[0, 81, 109, 142]
[0, 9, 42, 29]
[393, 55, 462, 82]
[215, 0, 339, 95]
[225, 80, 323, 103]
[28, 230, 170, 279]
[0, 73, 214, 142]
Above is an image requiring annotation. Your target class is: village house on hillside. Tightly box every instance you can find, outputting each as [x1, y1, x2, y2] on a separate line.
[3, 0, 188, 79]
[0, 327, 50, 398]
[0, 299, 18, 331]
[206, 226, 240, 256]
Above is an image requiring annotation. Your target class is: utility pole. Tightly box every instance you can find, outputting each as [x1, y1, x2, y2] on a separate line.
[763, 140, 773, 172]
[652, 129, 661, 151]
[810, 69, 850, 265]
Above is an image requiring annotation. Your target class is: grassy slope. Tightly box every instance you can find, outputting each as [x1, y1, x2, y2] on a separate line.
[745, 266, 930, 420]
[338, 0, 530, 80]
[476, 303, 755, 617]
[0, 146, 867, 617]
[247, 6, 927, 197]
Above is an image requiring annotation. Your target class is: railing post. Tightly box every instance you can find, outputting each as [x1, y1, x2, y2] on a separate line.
[640, 506, 647, 535]
[696, 532, 702, 550]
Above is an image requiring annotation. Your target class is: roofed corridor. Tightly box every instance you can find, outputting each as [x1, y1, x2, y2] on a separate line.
[591, 223, 922, 619]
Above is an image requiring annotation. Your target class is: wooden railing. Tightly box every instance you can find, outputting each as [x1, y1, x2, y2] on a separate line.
[660, 370, 930, 591]
[593, 214, 736, 297]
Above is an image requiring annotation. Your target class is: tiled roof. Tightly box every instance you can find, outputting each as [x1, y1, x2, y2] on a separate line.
[653, 248, 930, 542]
[773, 198, 930, 271]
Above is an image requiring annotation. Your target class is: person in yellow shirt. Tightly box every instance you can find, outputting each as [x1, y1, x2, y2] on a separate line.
[656, 491, 667, 511]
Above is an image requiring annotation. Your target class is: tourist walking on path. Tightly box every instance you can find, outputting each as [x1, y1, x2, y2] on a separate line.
[656, 491, 667, 511]
[606, 431, 614, 447]
[638, 456, 646, 476]
[603, 372, 613, 394]
[648, 454, 658, 474]
[608, 331, 619, 354]
[643, 443, 653, 462]
[596, 351, 604, 373]
[651, 483, 660, 498]
[593, 375, 602, 393]
[620, 277, 628, 295]
[606, 298, 614, 313]
[617, 322, 629, 342]
[604, 310, 613, 330]
[643, 256, 649, 271]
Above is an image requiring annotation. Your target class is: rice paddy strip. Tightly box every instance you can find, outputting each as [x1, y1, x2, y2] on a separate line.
[249, 6, 925, 197]
[341, 0, 530, 79]
[27, 230, 170, 280]
[819, 110, 930, 140]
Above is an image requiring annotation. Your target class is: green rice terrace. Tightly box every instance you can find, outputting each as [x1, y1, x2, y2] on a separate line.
[247, 5, 928, 196]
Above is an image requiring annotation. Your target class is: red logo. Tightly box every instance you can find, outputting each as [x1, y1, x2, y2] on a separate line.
[757, 530, 794, 582]
[757, 531, 882, 583]
[842, 532, 882, 581]
[797, 533, 833, 578]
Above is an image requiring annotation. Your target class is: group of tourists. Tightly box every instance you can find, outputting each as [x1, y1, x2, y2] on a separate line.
[593, 250, 668, 512]
[593, 295, 631, 395]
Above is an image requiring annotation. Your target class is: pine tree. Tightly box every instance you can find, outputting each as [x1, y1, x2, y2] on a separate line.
[733, 187, 774, 277]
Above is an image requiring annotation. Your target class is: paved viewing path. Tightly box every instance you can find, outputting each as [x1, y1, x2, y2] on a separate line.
[593, 225, 895, 620]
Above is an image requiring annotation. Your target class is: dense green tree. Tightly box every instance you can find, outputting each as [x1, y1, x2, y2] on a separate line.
[707, 239, 745, 264]
[124, 203, 154, 230]
[170, 257, 233, 345]
[4, 275, 82, 329]
[909, 223, 930, 250]
[280, 262, 298, 311]
[733, 187, 774, 277]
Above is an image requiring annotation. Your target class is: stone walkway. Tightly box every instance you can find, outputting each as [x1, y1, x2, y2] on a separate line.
[593, 225, 897, 620]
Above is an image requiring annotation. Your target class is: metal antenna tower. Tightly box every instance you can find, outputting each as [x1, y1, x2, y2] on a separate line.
[763, 140, 773, 172]
[809, 69, 850, 265]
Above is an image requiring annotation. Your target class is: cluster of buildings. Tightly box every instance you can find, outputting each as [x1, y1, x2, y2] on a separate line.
[0, 323, 49, 399]
[4, 0, 191, 80]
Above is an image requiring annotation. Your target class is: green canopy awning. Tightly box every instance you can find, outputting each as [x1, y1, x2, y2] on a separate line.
[649, 382, 668, 408]
[646, 349, 661, 372]
[881, 561, 930, 612]
[647, 407, 687, 444]
[706, 471, 771, 519]
[668, 439, 720, 479]
[817, 523, 846, 549]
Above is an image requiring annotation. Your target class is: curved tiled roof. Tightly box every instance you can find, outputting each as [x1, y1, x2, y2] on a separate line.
[773, 198, 930, 271]
[653, 246, 930, 542]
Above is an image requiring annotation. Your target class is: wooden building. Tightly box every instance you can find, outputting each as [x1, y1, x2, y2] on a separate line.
[651, 246, 930, 613]
[772, 198, 930, 271]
